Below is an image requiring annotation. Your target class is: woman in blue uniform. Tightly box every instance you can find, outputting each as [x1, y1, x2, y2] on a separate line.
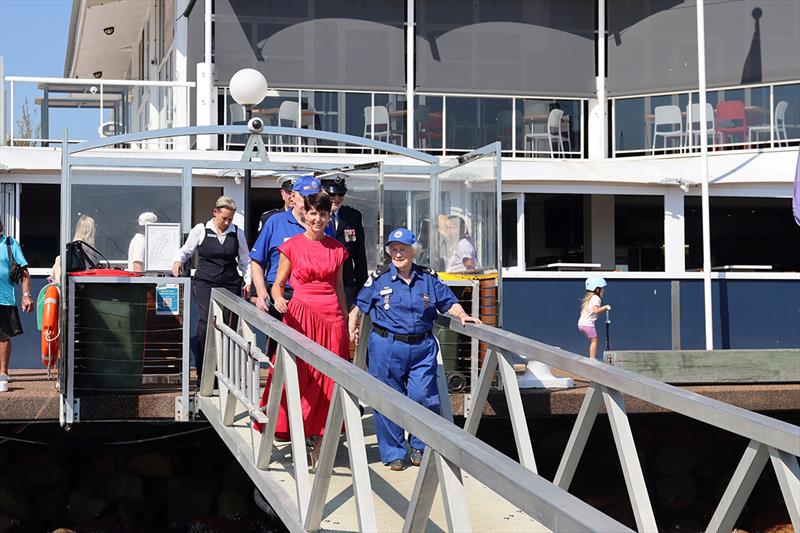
[172, 196, 250, 384]
[349, 228, 481, 471]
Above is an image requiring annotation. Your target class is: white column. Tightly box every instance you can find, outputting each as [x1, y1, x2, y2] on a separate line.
[405, 0, 415, 149]
[588, 0, 607, 159]
[195, 0, 217, 150]
[589, 195, 615, 269]
[173, 0, 190, 149]
[0, 56, 5, 146]
[663, 190, 686, 274]
[696, 0, 714, 349]
[224, 178, 246, 229]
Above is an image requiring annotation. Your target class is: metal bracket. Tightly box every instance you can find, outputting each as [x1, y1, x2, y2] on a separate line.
[175, 394, 195, 421]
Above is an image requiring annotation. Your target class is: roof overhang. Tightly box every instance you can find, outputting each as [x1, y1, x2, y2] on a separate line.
[64, 0, 150, 79]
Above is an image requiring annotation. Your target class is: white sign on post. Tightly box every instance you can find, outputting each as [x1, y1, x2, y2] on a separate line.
[144, 223, 181, 272]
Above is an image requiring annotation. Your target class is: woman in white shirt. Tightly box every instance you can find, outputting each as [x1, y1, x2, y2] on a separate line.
[172, 196, 250, 384]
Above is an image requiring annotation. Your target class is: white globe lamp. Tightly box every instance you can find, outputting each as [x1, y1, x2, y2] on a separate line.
[230, 68, 269, 106]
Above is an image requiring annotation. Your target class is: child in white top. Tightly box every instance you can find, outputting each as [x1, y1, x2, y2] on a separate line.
[578, 277, 611, 359]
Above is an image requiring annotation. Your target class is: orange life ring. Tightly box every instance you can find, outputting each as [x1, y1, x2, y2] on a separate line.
[41, 284, 60, 368]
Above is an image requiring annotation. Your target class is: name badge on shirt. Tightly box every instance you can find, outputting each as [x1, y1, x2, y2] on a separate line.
[379, 288, 393, 296]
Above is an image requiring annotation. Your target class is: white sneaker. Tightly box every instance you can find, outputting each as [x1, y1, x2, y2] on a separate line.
[0, 381, 7, 392]
[0, 373, 9, 383]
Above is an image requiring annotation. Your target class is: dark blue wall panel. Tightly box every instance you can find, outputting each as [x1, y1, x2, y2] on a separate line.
[504, 277, 800, 359]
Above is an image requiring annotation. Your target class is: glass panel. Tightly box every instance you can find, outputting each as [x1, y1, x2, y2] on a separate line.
[20, 184, 59, 268]
[690, 86, 770, 150]
[70, 181, 182, 268]
[614, 93, 690, 155]
[614, 195, 664, 272]
[383, 190, 410, 239]
[501, 198, 518, 268]
[685, 197, 800, 271]
[436, 156, 498, 273]
[445, 96, 513, 153]
[242, 90, 302, 151]
[336, 169, 383, 270]
[517, 98, 582, 158]
[523, 193, 585, 268]
[414, 95, 444, 153]
[770, 83, 800, 144]
[373, 93, 407, 147]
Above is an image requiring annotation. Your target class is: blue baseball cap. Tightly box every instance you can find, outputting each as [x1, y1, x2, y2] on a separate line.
[292, 175, 321, 196]
[385, 227, 417, 246]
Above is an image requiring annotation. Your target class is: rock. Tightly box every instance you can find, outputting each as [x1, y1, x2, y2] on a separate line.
[67, 488, 109, 523]
[655, 474, 696, 512]
[760, 525, 794, 533]
[167, 478, 214, 524]
[51, 529, 77, 533]
[128, 452, 173, 478]
[216, 488, 249, 519]
[0, 476, 30, 519]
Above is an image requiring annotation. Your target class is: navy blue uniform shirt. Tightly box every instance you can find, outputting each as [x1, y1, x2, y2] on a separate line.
[249, 209, 305, 285]
[355, 264, 458, 335]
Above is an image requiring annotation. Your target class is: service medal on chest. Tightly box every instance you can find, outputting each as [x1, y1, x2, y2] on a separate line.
[344, 228, 357, 242]
[423, 293, 430, 308]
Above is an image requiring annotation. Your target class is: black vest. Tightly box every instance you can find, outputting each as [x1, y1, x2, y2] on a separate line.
[195, 226, 242, 284]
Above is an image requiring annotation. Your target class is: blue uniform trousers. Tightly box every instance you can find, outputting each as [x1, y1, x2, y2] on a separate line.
[367, 330, 441, 464]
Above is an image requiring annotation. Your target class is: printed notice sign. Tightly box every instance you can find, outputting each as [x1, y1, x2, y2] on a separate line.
[155, 284, 180, 316]
[144, 223, 181, 272]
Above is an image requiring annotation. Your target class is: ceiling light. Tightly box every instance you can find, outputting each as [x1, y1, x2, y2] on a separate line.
[103, 26, 114, 35]
[93, 71, 103, 79]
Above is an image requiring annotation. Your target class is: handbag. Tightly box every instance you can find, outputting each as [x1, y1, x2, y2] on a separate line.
[6, 237, 23, 284]
[65, 240, 110, 272]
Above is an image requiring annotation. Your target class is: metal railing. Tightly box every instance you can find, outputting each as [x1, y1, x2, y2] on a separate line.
[4, 76, 194, 149]
[611, 79, 800, 157]
[197, 288, 632, 532]
[60, 276, 192, 425]
[443, 314, 800, 533]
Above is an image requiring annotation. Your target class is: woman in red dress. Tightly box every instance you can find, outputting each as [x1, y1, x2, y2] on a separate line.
[257, 192, 350, 465]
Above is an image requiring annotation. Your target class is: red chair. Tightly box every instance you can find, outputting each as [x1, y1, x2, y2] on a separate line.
[715, 100, 746, 145]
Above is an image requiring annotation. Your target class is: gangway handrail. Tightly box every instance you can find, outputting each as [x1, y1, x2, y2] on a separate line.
[432, 314, 800, 533]
[198, 288, 632, 533]
[435, 315, 800, 456]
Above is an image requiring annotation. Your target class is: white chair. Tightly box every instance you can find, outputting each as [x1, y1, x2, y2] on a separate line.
[277, 100, 300, 151]
[525, 108, 564, 158]
[685, 103, 715, 149]
[364, 106, 391, 142]
[749, 100, 789, 146]
[652, 105, 685, 155]
[226, 103, 247, 150]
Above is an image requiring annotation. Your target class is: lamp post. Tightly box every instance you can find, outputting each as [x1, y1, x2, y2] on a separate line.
[230, 68, 269, 241]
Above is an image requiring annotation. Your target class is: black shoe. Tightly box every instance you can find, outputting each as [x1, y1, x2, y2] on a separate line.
[388, 459, 405, 471]
[410, 448, 424, 466]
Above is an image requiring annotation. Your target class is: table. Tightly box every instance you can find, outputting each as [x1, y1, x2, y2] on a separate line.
[710, 265, 772, 272]
[530, 263, 602, 271]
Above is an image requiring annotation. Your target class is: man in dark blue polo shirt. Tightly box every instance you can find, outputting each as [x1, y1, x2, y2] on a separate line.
[249, 175, 321, 315]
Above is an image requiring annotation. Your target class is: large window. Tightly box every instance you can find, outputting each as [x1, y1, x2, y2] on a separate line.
[685, 196, 800, 271]
[19, 184, 60, 268]
[613, 82, 800, 156]
[524, 193, 585, 268]
[615, 196, 664, 272]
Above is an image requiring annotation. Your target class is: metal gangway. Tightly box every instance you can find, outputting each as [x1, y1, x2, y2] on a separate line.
[197, 288, 800, 533]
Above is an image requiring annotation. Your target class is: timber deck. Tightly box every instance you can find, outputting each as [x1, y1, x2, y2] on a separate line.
[2, 369, 799, 423]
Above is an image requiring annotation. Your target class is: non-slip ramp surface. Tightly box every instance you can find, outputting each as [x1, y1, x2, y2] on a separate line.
[200, 395, 549, 533]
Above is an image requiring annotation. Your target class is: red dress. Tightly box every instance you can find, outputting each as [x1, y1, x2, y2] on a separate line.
[255, 234, 350, 438]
